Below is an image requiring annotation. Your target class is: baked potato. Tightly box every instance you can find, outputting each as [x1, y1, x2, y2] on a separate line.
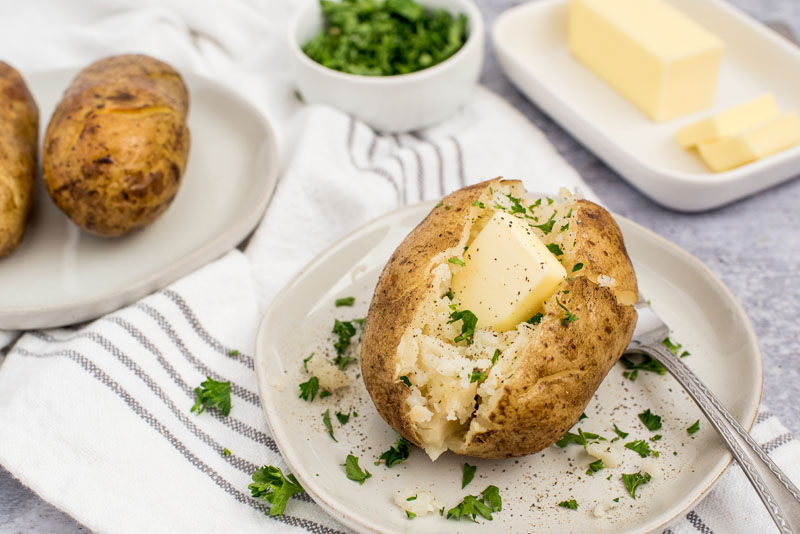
[361, 178, 638, 459]
[0, 62, 38, 258]
[43, 54, 190, 237]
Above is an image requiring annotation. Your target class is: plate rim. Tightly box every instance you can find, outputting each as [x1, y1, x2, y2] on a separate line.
[0, 68, 280, 329]
[255, 201, 763, 534]
[491, 0, 800, 211]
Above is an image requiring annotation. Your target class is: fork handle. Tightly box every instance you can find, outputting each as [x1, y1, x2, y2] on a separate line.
[629, 343, 800, 534]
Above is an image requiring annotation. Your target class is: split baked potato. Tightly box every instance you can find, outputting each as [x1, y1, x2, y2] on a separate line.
[0, 62, 38, 258]
[43, 54, 190, 237]
[361, 178, 638, 459]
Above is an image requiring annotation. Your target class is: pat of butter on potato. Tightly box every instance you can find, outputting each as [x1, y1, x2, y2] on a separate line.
[569, 0, 724, 122]
[450, 211, 566, 332]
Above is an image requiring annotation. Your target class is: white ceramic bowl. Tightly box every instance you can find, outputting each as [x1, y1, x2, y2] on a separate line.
[289, 0, 484, 133]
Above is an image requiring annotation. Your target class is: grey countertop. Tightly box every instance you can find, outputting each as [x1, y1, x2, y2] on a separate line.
[2, 0, 798, 532]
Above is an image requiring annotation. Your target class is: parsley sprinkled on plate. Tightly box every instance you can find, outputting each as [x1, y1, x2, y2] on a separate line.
[249, 465, 305, 517]
[612, 423, 629, 439]
[302, 352, 314, 370]
[586, 459, 605, 475]
[638, 409, 663, 431]
[344, 454, 372, 484]
[299, 376, 320, 402]
[625, 439, 657, 458]
[446, 485, 502, 521]
[336, 411, 352, 424]
[556, 428, 604, 448]
[462, 463, 476, 488]
[323, 409, 337, 442]
[335, 296, 355, 307]
[376, 435, 412, 467]
[558, 499, 578, 510]
[621, 471, 651, 498]
[191, 377, 231, 416]
[448, 256, 466, 267]
[687, 420, 701, 435]
[332, 319, 357, 354]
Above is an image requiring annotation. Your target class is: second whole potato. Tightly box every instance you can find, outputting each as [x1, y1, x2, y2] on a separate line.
[43, 54, 190, 237]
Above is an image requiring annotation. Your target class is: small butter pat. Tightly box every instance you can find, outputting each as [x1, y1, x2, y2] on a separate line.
[697, 111, 800, 172]
[450, 211, 566, 332]
[569, 0, 724, 122]
[676, 94, 781, 148]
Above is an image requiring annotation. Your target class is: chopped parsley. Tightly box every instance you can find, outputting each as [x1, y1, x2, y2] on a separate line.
[663, 336, 690, 357]
[444, 289, 454, 300]
[556, 297, 578, 326]
[546, 197, 554, 205]
[333, 355, 357, 371]
[556, 428, 604, 448]
[491, 349, 501, 365]
[469, 370, 486, 383]
[527, 312, 544, 325]
[332, 319, 357, 355]
[344, 454, 371, 484]
[228, 349, 239, 356]
[302, 352, 314, 370]
[223, 448, 231, 456]
[407, 495, 417, 501]
[336, 411, 351, 424]
[319, 390, 332, 398]
[638, 409, 663, 431]
[612, 423, 629, 440]
[651, 434, 662, 442]
[622, 471, 651, 498]
[472, 200, 486, 209]
[506, 193, 527, 216]
[586, 459, 605, 475]
[335, 297, 355, 307]
[558, 499, 578, 510]
[323, 409, 337, 442]
[249, 465, 305, 517]
[447, 306, 478, 344]
[578, 412, 588, 421]
[462, 463, 477, 488]
[625, 439, 657, 458]
[532, 211, 558, 234]
[446, 485, 502, 522]
[448, 257, 466, 267]
[572, 262, 584, 272]
[406, 511, 416, 519]
[376, 435, 412, 467]
[399, 375, 411, 387]
[191, 377, 232, 416]
[546, 243, 563, 256]
[298, 376, 320, 402]
[560, 223, 570, 232]
[435, 201, 444, 208]
[620, 354, 667, 376]
[687, 420, 700, 435]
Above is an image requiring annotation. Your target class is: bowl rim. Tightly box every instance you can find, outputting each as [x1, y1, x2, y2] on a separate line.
[287, 0, 485, 84]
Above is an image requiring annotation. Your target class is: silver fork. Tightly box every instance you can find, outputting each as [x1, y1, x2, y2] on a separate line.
[626, 296, 800, 533]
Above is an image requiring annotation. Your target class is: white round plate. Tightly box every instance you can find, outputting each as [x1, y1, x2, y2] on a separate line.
[0, 68, 279, 329]
[255, 202, 762, 534]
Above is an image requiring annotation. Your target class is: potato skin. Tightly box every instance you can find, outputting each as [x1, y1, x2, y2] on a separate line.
[361, 178, 638, 458]
[0, 62, 38, 258]
[43, 54, 190, 237]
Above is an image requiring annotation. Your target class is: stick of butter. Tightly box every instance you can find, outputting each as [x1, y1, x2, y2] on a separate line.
[676, 94, 781, 148]
[450, 211, 566, 332]
[697, 111, 800, 172]
[569, 0, 724, 122]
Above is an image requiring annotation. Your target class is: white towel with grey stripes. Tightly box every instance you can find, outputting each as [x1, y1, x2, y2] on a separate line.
[0, 1, 798, 534]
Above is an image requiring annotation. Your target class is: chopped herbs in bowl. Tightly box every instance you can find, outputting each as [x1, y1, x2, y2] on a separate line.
[303, 0, 468, 76]
[289, 0, 484, 131]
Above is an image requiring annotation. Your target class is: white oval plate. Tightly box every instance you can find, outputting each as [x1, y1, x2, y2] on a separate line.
[255, 202, 762, 534]
[0, 68, 278, 329]
[493, 0, 800, 212]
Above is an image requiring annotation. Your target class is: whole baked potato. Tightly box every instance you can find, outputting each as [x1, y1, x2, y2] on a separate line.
[0, 62, 38, 258]
[43, 54, 190, 237]
[361, 178, 638, 459]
